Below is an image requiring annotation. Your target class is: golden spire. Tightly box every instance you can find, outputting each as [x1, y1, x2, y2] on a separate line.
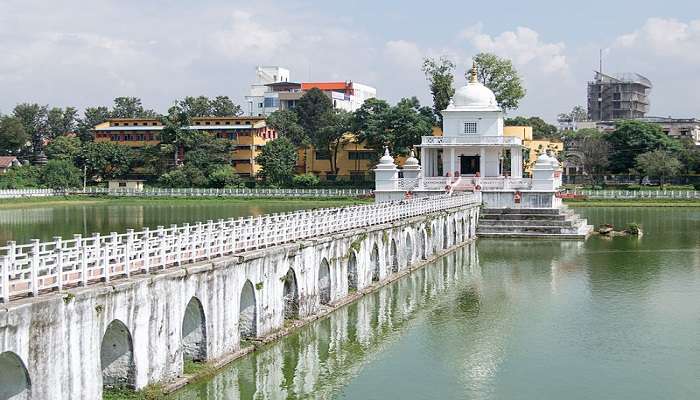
[469, 61, 478, 83]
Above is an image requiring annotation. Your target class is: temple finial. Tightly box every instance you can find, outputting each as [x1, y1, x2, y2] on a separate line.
[469, 61, 478, 83]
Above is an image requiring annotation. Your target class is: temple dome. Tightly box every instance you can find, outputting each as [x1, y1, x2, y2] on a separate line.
[452, 82, 497, 108]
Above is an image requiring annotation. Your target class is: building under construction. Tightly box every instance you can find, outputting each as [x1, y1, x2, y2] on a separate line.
[587, 71, 652, 121]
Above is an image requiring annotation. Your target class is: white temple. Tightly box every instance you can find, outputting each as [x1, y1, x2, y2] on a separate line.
[375, 63, 565, 210]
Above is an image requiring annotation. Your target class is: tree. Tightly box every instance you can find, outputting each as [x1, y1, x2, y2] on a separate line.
[45, 136, 82, 162]
[158, 165, 208, 188]
[505, 116, 558, 139]
[318, 109, 353, 174]
[576, 130, 610, 180]
[422, 56, 455, 127]
[353, 97, 434, 158]
[169, 96, 243, 119]
[79, 141, 134, 180]
[13, 103, 48, 155]
[0, 165, 41, 189]
[266, 110, 307, 147]
[181, 131, 233, 175]
[606, 120, 681, 173]
[634, 150, 682, 185]
[557, 105, 587, 128]
[208, 166, 243, 188]
[0, 116, 29, 155]
[41, 159, 81, 189]
[211, 96, 243, 117]
[255, 138, 297, 186]
[472, 53, 526, 112]
[46, 107, 78, 138]
[76, 106, 111, 142]
[111, 97, 158, 118]
[295, 88, 333, 148]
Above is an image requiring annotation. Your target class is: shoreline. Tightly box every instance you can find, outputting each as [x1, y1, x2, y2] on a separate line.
[565, 199, 700, 207]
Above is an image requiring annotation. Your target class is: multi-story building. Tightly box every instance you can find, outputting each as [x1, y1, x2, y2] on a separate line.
[594, 117, 700, 145]
[587, 71, 652, 121]
[93, 116, 276, 176]
[244, 66, 376, 116]
[502, 126, 563, 174]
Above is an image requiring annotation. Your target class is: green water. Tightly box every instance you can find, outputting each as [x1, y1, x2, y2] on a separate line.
[169, 207, 700, 400]
[0, 199, 357, 244]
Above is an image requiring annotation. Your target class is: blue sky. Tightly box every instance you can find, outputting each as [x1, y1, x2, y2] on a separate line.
[1, 0, 699, 122]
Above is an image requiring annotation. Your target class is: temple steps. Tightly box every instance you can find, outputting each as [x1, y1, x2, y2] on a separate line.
[477, 207, 592, 239]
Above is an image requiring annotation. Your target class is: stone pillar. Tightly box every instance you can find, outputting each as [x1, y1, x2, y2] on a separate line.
[479, 148, 485, 175]
[423, 148, 432, 177]
[449, 147, 456, 178]
[511, 146, 522, 178]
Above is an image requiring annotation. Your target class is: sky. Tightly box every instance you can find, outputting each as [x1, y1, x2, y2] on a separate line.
[1, 0, 700, 122]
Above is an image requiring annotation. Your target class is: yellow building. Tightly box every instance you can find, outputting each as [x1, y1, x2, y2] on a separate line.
[93, 116, 276, 176]
[503, 126, 563, 174]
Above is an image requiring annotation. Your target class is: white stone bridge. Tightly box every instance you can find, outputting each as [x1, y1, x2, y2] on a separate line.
[0, 194, 480, 400]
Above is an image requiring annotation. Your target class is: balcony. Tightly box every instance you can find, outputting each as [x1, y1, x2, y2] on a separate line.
[420, 136, 522, 146]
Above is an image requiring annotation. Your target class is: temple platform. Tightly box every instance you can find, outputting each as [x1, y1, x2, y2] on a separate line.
[476, 206, 593, 239]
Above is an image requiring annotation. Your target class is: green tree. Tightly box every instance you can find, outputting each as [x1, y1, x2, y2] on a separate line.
[47, 107, 78, 138]
[158, 165, 208, 188]
[505, 116, 558, 139]
[41, 159, 81, 189]
[606, 120, 681, 173]
[0, 165, 41, 189]
[45, 136, 82, 162]
[634, 150, 682, 185]
[266, 109, 307, 146]
[255, 138, 297, 186]
[677, 138, 700, 174]
[295, 88, 333, 148]
[181, 131, 233, 175]
[422, 56, 455, 127]
[318, 109, 353, 174]
[211, 96, 243, 117]
[111, 97, 158, 118]
[76, 106, 111, 142]
[208, 165, 243, 188]
[79, 141, 134, 180]
[13, 103, 48, 155]
[472, 53, 526, 112]
[0, 116, 29, 155]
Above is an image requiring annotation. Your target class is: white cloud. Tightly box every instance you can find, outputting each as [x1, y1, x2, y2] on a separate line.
[213, 11, 291, 59]
[461, 24, 569, 75]
[383, 40, 424, 70]
[614, 17, 700, 62]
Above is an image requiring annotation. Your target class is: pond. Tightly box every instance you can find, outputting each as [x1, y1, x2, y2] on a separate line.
[168, 207, 700, 400]
[0, 198, 362, 244]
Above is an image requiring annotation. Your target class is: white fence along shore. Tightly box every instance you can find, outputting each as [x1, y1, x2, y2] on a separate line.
[0, 187, 372, 199]
[565, 189, 700, 200]
[0, 193, 479, 303]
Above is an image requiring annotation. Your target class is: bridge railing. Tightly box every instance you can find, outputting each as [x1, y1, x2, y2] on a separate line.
[0, 193, 480, 302]
[564, 189, 700, 199]
[0, 187, 373, 199]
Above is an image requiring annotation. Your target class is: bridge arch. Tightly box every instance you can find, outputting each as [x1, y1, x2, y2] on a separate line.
[390, 239, 399, 273]
[419, 228, 428, 260]
[405, 231, 413, 264]
[283, 267, 299, 319]
[0, 351, 31, 400]
[239, 280, 257, 340]
[101, 319, 135, 389]
[443, 220, 449, 249]
[182, 296, 207, 363]
[347, 251, 358, 292]
[319, 258, 331, 305]
[370, 243, 380, 282]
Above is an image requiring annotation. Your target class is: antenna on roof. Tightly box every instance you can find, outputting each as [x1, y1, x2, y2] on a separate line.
[599, 49, 603, 74]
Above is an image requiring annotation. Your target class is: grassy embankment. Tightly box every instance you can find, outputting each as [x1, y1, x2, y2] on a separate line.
[564, 198, 700, 207]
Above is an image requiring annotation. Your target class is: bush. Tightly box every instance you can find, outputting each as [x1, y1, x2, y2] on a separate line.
[292, 173, 320, 188]
[41, 160, 82, 189]
[0, 165, 41, 189]
[208, 166, 244, 188]
[158, 165, 208, 188]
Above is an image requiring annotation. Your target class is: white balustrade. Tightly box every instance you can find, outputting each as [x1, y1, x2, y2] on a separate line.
[0, 193, 479, 302]
[565, 189, 700, 199]
[421, 136, 522, 146]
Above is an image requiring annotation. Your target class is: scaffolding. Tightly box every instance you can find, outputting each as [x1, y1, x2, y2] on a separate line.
[587, 71, 652, 121]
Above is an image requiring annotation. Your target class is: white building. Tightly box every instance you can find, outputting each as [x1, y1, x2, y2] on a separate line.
[244, 66, 376, 116]
[417, 64, 524, 184]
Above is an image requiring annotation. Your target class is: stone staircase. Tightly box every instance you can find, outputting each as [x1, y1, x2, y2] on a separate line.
[477, 206, 593, 239]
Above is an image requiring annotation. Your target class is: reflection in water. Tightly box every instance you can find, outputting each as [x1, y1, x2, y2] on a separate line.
[170, 244, 479, 400]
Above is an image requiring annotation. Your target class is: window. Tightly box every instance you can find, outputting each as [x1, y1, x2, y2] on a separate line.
[118, 182, 127, 187]
[348, 151, 373, 160]
[114, 123, 120, 126]
[464, 122, 478, 134]
[215, 121, 220, 125]
[315, 150, 330, 160]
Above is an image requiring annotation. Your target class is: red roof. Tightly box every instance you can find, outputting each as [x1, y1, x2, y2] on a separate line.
[0, 156, 18, 168]
[301, 82, 352, 92]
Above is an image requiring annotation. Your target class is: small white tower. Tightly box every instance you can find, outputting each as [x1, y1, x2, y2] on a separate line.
[402, 149, 421, 181]
[531, 152, 560, 191]
[374, 148, 404, 203]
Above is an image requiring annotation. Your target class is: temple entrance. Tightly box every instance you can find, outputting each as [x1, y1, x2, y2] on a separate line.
[460, 156, 480, 175]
